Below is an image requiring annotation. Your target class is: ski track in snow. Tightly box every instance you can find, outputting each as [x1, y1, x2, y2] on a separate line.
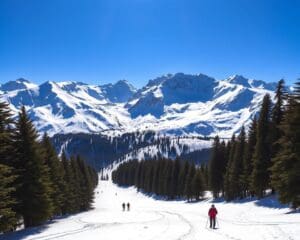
[2, 179, 299, 240]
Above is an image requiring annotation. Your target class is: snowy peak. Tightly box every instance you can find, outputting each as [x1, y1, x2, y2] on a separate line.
[161, 73, 217, 104]
[101, 80, 137, 103]
[128, 73, 218, 117]
[226, 75, 251, 88]
[224, 75, 278, 91]
[0, 78, 37, 92]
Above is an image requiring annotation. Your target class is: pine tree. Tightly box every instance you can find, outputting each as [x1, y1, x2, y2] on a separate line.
[219, 140, 227, 196]
[209, 136, 224, 198]
[13, 106, 53, 227]
[241, 117, 257, 197]
[158, 159, 167, 196]
[61, 152, 76, 214]
[145, 161, 154, 193]
[151, 162, 160, 194]
[224, 135, 236, 200]
[0, 164, 18, 233]
[230, 126, 246, 199]
[184, 164, 196, 201]
[271, 83, 300, 208]
[251, 94, 272, 198]
[270, 79, 286, 158]
[113, 158, 204, 202]
[191, 169, 204, 201]
[170, 158, 180, 199]
[70, 156, 82, 212]
[0, 100, 19, 231]
[0, 101, 16, 166]
[42, 133, 66, 216]
[164, 160, 173, 199]
[134, 162, 142, 191]
[201, 164, 209, 190]
[76, 156, 94, 211]
[178, 161, 189, 197]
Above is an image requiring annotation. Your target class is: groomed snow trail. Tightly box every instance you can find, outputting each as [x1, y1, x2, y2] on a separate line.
[3, 179, 300, 240]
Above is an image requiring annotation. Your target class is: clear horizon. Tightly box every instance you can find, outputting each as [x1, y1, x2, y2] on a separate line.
[1, 0, 299, 87]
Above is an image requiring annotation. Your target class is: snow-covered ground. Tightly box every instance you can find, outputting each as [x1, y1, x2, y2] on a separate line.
[3, 179, 300, 240]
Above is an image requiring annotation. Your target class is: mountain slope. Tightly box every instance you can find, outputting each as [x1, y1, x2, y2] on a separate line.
[51, 131, 212, 169]
[125, 73, 276, 137]
[0, 73, 278, 137]
[1, 80, 133, 135]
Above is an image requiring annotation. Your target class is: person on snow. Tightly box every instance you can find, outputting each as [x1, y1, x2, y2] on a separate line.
[122, 202, 126, 211]
[127, 202, 130, 211]
[208, 204, 218, 229]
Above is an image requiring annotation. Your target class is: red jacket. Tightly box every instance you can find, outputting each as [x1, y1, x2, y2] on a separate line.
[208, 207, 218, 218]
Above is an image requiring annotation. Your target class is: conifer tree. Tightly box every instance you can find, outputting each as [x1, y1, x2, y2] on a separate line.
[270, 79, 286, 158]
[201, 164, 209, 190]
[191, 169, 204, 201]
[139, 161, 146, 191]
[70, 156, 82, 212]
[13, 106, 53, 227]
[134, 162, 142, 191]
[151, 162, 160, 194]
[208, 136, 224, 198]
[224, 134, 236, 200]
[0, 101, 16, 167]
[230, 126, 246, 199]
[76, 156, 94, 210]
[219, 140, 227, 195]
[178, 161, 189, 197]
[170, 158, 180, 199]
[158, 159, 167, 196]
[0, 164, 18, 233]
[251, 94, 272, 198]
[61, 152, 76, 214]
[0, 100, 18, 231]
[241, 117, 257, 196]
[271, 83, 300, 208]
[184, 164, 196, 201]
[42, 133, 66, 216]
[164, 160, 173, 199]
[145, 161, 154, 193]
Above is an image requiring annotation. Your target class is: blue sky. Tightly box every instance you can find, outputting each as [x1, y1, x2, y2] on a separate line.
[0, 0, 299, 87]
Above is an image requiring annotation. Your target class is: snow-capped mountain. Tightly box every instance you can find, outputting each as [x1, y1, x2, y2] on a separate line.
[0, 73, 278, 137]
[0, 78, 37, 92]
[101, 80, 137, 103]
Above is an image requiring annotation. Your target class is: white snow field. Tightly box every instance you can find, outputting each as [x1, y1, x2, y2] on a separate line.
[3, 179, 300, 240]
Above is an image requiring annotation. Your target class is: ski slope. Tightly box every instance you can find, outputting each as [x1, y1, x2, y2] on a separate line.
[3, 179, 300, 240]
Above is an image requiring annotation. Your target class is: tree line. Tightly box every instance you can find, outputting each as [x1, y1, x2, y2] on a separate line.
[0, 103, 98, 233]
[112, 158, 208, 201]
[112, 79, 300, 209]
[209, 80, 300, 208]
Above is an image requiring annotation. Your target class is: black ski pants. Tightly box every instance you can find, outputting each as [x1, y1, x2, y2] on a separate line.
[209, 217, 216, 228]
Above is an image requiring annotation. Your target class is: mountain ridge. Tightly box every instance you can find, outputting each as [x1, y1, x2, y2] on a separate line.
[0, 73, 280, 137]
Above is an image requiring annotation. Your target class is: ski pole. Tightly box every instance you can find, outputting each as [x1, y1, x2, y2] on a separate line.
[205, 217, 209, 228]
[216, 217, 219, 228]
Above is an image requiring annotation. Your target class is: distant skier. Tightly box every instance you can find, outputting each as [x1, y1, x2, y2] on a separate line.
[208, 204, 218, 229]
[122, 202, 126, 211]
[127, 202, 130, 211]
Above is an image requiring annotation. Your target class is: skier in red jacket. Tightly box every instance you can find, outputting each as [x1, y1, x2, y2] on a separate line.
[208, 204, 218, 229]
